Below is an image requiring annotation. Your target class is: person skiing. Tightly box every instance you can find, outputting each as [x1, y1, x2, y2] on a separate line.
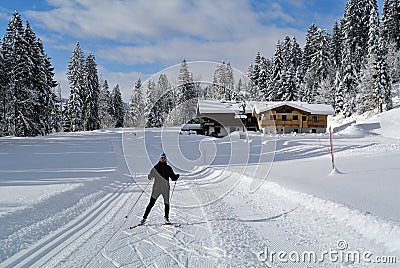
[140, 152, 179, 225]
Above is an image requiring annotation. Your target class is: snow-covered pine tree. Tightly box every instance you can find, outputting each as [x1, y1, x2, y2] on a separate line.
[111, 84, 124, 128]
[304, 29, 335, 104]
[210, 61, 235, 100]
[340, 50, 358, 117]
[64, 42, 85, 132]
[0, 15, 57, 137]
[338, 0, 373, 116]
[341, 0, 376, 74]
[382, 0, 400, 50]
[225, 62, 234, 100]
[176, 59, 196, 124]
[258, 56, 271, 101]
[83, 53, 100, 131]
[246, 64, 256, 100]
[331, 21, 343, 71]
[0, 44, 5, 135]
[1, 11, 24, 136]
[298, 24, 319, 102]
[125, 78, 144, 127]
[290, 36, 302, 74]
[249, 52, 262, 100]
[13, 22, 36, 137]
[300, 24, 318, 82]
[157, 73, 174, 124]
[377, 36, 393, 112]
[387, 42, 400, 84]
[334, 71, 344, 114]
[357, 3, 381, 114]
[281, 36, 301, 101]
[38, 39, 59, 134]
[210, 61, 225, 100]
[268, 41, 284, 101]
[98, 79, 114, 128]
[51, 84, 62, 132]
[144, 80, 159, 128]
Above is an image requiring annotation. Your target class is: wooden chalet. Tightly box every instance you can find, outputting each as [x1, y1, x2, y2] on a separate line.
[196, 100, 258, 137]
[253, 101, 335, 134]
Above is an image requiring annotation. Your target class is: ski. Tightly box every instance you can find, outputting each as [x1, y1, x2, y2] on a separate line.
[129, 224, 144, 229]
[163, 223, 181, 227]
[128, 223, 181, 229]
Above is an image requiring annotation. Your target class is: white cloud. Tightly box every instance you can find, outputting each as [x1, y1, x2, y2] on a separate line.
[26, 0, 263, 42]
[25, 0, 311, 101]
[97, 26, 304, 71]
[258, 3, 297, 24]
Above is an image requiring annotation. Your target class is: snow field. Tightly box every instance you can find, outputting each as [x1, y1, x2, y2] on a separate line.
[1, 108, 400, 267]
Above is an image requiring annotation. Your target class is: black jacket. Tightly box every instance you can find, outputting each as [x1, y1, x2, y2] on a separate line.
[150, 161, 179, 182]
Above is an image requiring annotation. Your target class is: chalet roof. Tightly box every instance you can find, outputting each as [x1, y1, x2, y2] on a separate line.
[181, 124, 202, 130]
[197, 99, 255, 114]
[253, 101, 335, 115]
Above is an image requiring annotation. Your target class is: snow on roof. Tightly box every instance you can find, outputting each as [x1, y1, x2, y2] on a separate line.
[181, 124, 202, 130]
[197, 99, 248, 114]
[253, 101, 335, 115]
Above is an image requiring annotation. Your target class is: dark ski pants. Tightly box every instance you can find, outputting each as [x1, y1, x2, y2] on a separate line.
[143, 197, 169, 219]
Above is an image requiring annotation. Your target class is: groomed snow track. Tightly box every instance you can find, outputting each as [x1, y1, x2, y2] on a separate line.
[2, 167, 399, 267]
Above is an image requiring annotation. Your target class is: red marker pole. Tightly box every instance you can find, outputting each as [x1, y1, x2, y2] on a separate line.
[329, 126, 335, 170]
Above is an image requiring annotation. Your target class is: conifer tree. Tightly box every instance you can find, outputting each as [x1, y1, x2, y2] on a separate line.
[83, 53, 100, 131]
[64, 42, 85, 132]
[382, 0, 400, 49]
[176, 59, 196, 124]
[125, 78, 144, 127]
[111, 84, 124, 128]
[98, 79, 114, 128]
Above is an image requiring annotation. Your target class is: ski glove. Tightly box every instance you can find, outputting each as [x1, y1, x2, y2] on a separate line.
[172, 174, 180, 181]
[147, 174, 153, 180]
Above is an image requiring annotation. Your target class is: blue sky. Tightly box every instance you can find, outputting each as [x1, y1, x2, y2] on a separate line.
[0, 0, 385, 101]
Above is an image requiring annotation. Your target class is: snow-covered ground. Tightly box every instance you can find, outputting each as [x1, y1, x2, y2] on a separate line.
[1, 109, 400, 267]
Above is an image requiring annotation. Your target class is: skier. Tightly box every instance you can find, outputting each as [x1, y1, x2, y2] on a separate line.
[140, 152, 179, 225]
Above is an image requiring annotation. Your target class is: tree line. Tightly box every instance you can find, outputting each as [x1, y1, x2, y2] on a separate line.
[127, 0, 400, 128]
[62, 41, 124, 132]
[245, 0, 399, 117]
[0, 12, 125, 137]
[0, 11, 59, 137]
[2, 0, 399, 136]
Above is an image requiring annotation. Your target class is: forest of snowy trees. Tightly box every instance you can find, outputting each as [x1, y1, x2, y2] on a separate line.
[0, 12, 124, 137]
[127, 0, 400, 128]
[62, 42, 124, 132]
[0, 11, 59, 137]
[246, 0, 400, 117]
[1, 0, 399, 136]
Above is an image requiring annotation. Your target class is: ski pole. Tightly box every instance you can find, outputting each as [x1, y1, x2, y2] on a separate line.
[170, 180, 177, 204]
[125, 180, 151, 219]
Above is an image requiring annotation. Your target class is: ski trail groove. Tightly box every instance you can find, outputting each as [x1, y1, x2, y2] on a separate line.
[1, 181, 133, 268]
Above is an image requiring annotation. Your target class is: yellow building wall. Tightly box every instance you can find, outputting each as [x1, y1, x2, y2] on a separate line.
[256, 108, 328, 132]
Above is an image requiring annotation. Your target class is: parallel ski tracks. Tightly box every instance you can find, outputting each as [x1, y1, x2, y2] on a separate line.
[1, 181, 135, 268]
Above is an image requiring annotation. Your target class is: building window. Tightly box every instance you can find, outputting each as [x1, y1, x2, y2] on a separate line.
[312, 129, 317, 133]
[293, 115, 298, 120]
[302, 115, 307, 121]
[282, 115, 287, 121]
[270, 114, 276, 120]
[312, 116, 318, 122]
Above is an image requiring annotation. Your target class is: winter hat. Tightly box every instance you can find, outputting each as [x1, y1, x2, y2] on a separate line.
[160, 152, 167, 158]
